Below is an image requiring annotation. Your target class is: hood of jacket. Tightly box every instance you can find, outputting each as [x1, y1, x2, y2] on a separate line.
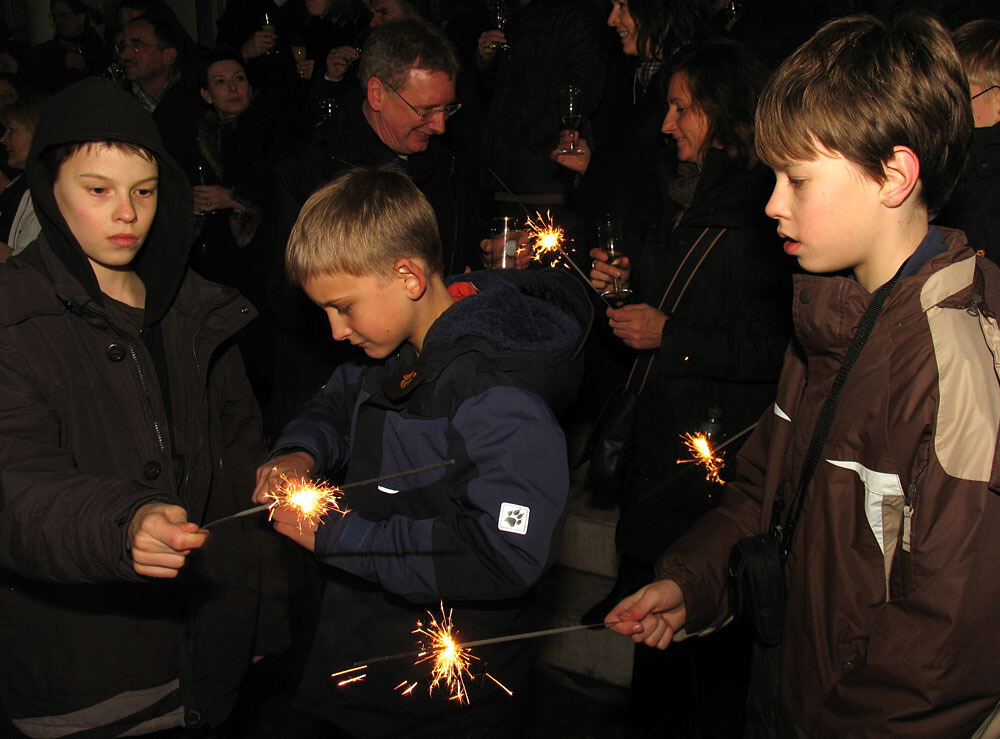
[24, 77, 193, 326]
[418, 268, 593, 410]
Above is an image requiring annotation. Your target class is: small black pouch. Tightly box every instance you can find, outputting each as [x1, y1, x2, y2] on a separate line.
[586, 384, 639, 488]
[729, 529, 787, 647]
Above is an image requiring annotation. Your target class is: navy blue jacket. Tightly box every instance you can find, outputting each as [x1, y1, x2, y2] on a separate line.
[271, 268, 590, 736]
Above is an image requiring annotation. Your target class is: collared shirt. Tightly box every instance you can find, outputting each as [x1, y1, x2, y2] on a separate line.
[131, 68, 180, 113]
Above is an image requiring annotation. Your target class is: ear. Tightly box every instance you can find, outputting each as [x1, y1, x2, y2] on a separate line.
[394, 258, 427, 300]
[880, 145, 921, 208]
[163, 46, 178, 68]
[367, 77, 385, 111]
[199, 87, 212, 105]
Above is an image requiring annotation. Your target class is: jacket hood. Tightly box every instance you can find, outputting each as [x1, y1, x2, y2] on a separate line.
[427, 268, 593, 409]
[25, 78, 193, 325]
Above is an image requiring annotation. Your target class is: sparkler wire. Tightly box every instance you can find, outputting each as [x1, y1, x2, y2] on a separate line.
[352, 620, 622, 668]
[204, 458, 456, 528]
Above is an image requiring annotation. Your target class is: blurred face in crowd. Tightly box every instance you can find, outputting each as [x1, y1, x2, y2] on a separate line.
[607, 0, 639, 57]
[120, 19, 176, 92]
[370, 0, 413, 27]
[366, 67, 456, 155]
[201, 59, 252, 120]
[0, 80, 17, 110]
[969, 78, 1000, 128]
[662, 71, 711, 164]
[51, 1, 87, 40]
[305, 0, 332, 17]
[1, 119, 32, 170]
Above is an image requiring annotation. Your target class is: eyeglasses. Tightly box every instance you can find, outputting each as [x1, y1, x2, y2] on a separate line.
[971, 85, 1000, 101]
[382, 81, 461, 120]
[115, 38, 164, 55]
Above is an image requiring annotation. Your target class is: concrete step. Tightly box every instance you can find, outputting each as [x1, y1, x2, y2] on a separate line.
[535, 565, 632, 688]
[557, 463, 619, 578]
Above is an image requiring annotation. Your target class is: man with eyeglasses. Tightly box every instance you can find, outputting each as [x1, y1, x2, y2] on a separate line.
[937, 19, 1000, 265]
[119, 7, 202, 176]
[266, 19, 482, 436]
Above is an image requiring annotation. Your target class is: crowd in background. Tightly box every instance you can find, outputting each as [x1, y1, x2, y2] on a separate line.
[0, 0, 998, 737]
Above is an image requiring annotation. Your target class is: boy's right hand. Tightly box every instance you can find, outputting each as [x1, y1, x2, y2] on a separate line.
[252, 451, 316, 505]
[605, 579, 687, 649]
[128, 502, 208, 579]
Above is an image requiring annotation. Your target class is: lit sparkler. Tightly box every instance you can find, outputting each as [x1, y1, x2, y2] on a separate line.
[265, 475, 347, 531]
[204, 459, 456, 528]
[677, 432, 725, 484]
[526, 211, 613, 309]
[413, 604, 490, 704]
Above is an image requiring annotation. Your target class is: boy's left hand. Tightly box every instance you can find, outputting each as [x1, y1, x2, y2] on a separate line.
[269, 504, 319, 552]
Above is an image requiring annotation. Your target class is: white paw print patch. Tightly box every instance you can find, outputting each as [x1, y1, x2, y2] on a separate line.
[498, 502, 530, 535]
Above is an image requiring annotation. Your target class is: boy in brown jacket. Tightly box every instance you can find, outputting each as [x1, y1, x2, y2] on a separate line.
[607, 11, 1000, 736]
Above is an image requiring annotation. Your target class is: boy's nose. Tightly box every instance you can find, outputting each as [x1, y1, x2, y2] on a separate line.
[114, 196, 138, 222]
[326, 314, 352, 341]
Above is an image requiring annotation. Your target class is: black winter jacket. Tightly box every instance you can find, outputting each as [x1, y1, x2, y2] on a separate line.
[0, 79, 274, 737]
[617, 149, 793, 563]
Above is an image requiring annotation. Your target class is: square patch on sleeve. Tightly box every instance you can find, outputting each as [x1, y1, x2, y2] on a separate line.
[498, 502, 530, 535]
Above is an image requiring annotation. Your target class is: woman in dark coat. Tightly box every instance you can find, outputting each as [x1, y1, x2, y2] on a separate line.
[588, 38, 793, 737]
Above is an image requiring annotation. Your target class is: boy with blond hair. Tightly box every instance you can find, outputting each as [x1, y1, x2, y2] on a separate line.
[607, 11, 1000, 736]
[253, 166, 590, 736]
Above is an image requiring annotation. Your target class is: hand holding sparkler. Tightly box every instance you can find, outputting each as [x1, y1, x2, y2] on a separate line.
[252, 450, 316, 505]
[128, 502, 208, 579]
[605, 579, 687, 650]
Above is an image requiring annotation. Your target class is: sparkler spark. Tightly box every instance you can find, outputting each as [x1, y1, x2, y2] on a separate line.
[332, 665, 367, 686]
[413, 605, 477, 703]
[677, 432, 725, 485]
[266, 475, 348, 531]
[526, 210, 567, 263]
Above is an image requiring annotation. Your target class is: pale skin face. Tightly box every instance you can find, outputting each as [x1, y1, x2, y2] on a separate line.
[364, 68, 456, 155]
[200, 59, 252, 120]
[607, 0, 639, 57]
[661, 71, 712, 165]
[766, 143, 926, 292]
[969, 79, 1000, 129]
[53, 144, 158, 302]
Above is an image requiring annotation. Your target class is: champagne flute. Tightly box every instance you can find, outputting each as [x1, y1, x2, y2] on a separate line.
[558, 84, 584, 156]
[596, 215, 632, 305]
[489, 0, 510, 51]
[261, 11, 276, 55]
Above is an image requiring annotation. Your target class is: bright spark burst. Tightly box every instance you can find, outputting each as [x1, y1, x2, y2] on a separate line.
[526, 210, 567, 262]
[265, 475, 348, 531]
[677, 432, 725, 485]
[412, 604, 511, 704]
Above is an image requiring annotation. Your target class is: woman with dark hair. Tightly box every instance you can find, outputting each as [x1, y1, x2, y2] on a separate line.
[191, 48, 294, 293]
[587, 38, 793, 737]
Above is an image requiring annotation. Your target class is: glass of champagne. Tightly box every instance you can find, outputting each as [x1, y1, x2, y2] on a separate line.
[558, 84, 584, 156]
[261, 11, 276, 55]
[596, 215, 632, 305]
[489, 0, 510, 51]
[489, 216, 520, 269]
[292, 45, 307, 63]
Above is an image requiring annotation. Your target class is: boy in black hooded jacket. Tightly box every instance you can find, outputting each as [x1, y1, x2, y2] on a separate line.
[0, 78, 279, 736]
